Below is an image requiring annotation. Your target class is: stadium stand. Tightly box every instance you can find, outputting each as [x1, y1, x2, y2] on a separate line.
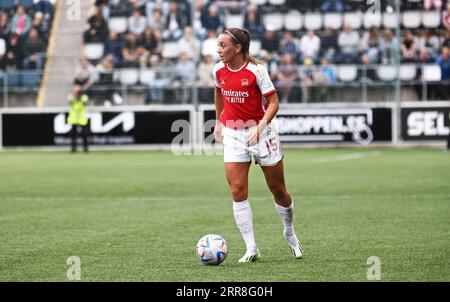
[0, 0, 56, 104]
[2, 0, 450, 106]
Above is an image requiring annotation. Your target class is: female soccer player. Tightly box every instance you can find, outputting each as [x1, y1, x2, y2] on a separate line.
[212, 28, 303, 262]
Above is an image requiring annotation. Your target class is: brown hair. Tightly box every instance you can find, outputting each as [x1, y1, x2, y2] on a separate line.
[223, 28, 262, 65]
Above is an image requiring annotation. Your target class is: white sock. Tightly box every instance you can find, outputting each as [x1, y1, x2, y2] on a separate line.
[233, 200, 257, 253]
[274, 202, 299, 247]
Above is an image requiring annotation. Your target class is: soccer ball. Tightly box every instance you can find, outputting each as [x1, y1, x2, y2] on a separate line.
[196, 234, 228, 265]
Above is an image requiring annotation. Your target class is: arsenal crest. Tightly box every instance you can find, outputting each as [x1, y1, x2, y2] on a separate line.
[241, 79, 249, 87]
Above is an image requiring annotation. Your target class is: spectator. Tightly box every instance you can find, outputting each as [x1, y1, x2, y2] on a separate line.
[174, 52, 196, 103]
[95, 55, 123, 105]
[176, 0, 193, 27]
[110, 0, 133, 17]
[424, 0, 442, 11]
[32, 12, 51, 42]
[360, 27, 380, 65]
[442, 29, 450, 49]
[192, 0, 207, 40]
[128, 8, 147, 36]
[163, 1, 188, 41]
[201, 4, 223, 33]
[73, 57, 99, 92]
[84, 6, 108, 43]
[273, 54, 300, 103]
[10, 6, 32, 37]
[146, 0, 170, 21]
[122, 33, 146, 68]
[23, 28, 45, 70]
[141, 27, 162, 67]
[5, 34, 23, 70]
[418, 30, 440, 61]
[337, 21, 360, 63]
[380, 29, 399, 64]
[443, 2, 450, 30]
[103, 31, 123, 67]
[201, 29, 219, 61]
[243, 4, 264, 40]
[197, 54, 214, 86]
[314, 57, 336, 101]
[0, 37, 6, 69]
[320, 28, 338, 63]
[177, 26, 201, 62]
[148, 8, 165, 32]
[261, 25, 280, 58]
[321, 0, 344, 12]
[299, 30, 320, 64]
[0, 13, 11, 40]
[279, 32, 298, 60]
[434, 46, 450, 99]
[35, 0, 55, 16]
[400, 30, 418, 63]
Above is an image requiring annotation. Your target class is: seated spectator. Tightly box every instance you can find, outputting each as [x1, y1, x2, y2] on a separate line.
[0, 13, 11, 40]
[128, 8, 147, 36]
[443, 2, 450, 30]
[279, 32, 298, 61]
[176, 0, 193, 27]
[380, 29, 399, 64]
[10, 5, 32, 37]
[314, 57, 336, 101]
[73, 57, 99, 92]
[443, 29, 450, 49]
[201, 29, 219, 61]
[174, 52, 196, 103]
[360, 27, 380, 65]
[424, 0, 442, 11]
[273, 54, 300, 103]
[337, 21, 360, 64]
[141, 27, 162, 67]
[103, 31, 123, 67]
[192, 0, 207, 40]
[400, 30, 418, 63]
[84, 6, 108, 43]
[23, 28, 45, 70]
[35, 0, 55, 16]
[33, 12, 51, 42]
[418, 30, 440, 61]
[321, 0, 344, 12]
[177, 26, 201, 62]
[320, 28, 338, 64]
[109, 0, 133, 17]
[148, 8, 165, 32]
[5, 34, 23, 71]
[261, 25, 280, 59]
[163, 0, 188, 41]
[197, 54, 214, 87]
[243, 4, 264, 40]
[146, 0, 170, 22]
[95, 55, 123, 105]
[201, 4, 223, 34]
[122, 33, 146, 68]
[299, 30, 320, 64]
[0, 37, 6, 69]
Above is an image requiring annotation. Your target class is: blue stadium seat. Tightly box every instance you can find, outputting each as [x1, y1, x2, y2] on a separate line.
[0, 0, 15, 10]
[7, 73, 21, 87]
[19, 0, 34, 10]
[21, 72, 41, 86]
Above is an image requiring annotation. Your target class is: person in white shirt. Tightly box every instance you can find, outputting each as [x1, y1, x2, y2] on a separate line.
[299, 30, 320, 64]
[128, 8, 147, 36]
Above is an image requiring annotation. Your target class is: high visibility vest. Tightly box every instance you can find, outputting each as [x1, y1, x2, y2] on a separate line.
[67, 94, 89, 126]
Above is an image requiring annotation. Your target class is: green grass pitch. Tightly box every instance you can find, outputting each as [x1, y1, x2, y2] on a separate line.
[0, 148, 449, 281]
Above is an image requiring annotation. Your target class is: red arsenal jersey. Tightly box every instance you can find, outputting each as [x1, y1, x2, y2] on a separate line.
[212, 61, 276, 128]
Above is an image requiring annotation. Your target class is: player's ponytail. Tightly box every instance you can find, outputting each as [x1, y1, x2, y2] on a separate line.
[224, 28, 263, 65]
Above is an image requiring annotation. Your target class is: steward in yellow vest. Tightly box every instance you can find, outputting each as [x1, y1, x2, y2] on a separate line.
[67, 85, 89, 153]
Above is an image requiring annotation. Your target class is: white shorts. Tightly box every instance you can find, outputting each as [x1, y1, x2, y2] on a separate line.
[222, 123, 283, 166]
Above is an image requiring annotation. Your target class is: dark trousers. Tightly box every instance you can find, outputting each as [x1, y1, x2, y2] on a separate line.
[70, 125, 89, 152]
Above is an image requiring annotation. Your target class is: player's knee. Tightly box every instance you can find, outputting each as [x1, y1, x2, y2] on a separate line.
[230, 184, 248, 201]
[269, 184, 288, 200]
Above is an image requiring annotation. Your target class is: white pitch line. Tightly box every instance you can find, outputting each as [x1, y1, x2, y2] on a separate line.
[305, 151, 383, 164]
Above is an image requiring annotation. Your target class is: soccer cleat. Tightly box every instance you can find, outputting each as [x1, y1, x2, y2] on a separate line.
[238, 249, 261, 263]
[289, 241, 304, 259]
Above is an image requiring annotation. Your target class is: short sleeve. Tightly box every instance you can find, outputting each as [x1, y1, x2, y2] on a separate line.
[212, 68, 221, 88]
[256, 64, 276, 97]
